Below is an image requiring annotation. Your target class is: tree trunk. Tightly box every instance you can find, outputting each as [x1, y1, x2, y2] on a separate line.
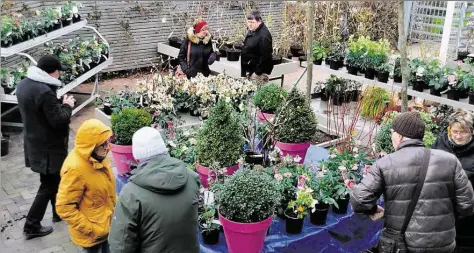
[306, 1, 315, 99]
[398, 0, 409, 112]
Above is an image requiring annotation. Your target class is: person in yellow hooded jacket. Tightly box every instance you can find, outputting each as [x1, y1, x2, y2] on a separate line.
[56, 119, 116, 253]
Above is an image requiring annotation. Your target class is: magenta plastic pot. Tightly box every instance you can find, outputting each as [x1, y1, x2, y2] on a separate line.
[219, 211, 272, 253]
[110, 143, 135, 176]
[257, 110, 275, 123]
[275, 141, 310, 164]
[196, 164, 239, 188]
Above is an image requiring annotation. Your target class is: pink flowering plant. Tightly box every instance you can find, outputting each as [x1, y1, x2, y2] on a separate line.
[164, 125, 199, 167]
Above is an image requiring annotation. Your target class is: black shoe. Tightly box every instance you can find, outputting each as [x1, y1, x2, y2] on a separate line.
[24, 226, 53, 240]
[52, 215, 62, 223]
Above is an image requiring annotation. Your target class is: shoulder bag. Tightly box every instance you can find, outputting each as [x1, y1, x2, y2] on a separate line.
[377, 148, 430, 253]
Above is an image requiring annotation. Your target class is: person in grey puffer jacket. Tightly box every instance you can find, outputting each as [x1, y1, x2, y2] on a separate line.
[351, 112, 474, 253]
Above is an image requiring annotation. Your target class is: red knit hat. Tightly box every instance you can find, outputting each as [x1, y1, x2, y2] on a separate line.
[194, 20, 208, 33]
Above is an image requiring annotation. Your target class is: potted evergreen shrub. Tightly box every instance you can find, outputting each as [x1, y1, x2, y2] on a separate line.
[274, 88, 318, 164]
[311, 41, 326, 65]
[195, 101, 244, 187]
[218, 169, 281, 253]
[393, 57, 402, 83]
[285, 188, 316, 234]
[253, 83, 288, 123]
[326, 42, 345, 70]
[110, 108, 152, 175]
[310, 173, 337, 225]
[61, 3, 74, 27]
[325, 75, 346, 106]
[199, 204, 220, 245]
[346, 36, 364, 75]
[376, 63, 390, 83]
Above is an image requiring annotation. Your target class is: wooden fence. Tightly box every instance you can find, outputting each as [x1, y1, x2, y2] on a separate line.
[1, 1, 284, 72]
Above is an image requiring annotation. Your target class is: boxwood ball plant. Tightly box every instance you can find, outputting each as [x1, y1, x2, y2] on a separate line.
[218, 169, 282, 223]
[196, 101, 244, 168]
[275, 88, 318, 143]
[253, 83, 288, 114]
[111, 108, 152, 145]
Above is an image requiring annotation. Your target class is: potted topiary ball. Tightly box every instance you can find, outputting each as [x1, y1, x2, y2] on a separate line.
[195, 101, 244, 187]
[253, 83, 288, 123]
[218, 169, 281, 253]
[110, 108, 153, 175]
[274, 88, 318, 164]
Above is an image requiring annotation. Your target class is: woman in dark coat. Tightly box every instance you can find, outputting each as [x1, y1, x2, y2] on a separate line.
[177, 19, 216, 79]
[432, 109, 474, 253]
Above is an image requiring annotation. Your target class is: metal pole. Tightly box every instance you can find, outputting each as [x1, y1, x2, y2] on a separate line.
[306, 0, 315, 98]
[439, 1, 457, 65]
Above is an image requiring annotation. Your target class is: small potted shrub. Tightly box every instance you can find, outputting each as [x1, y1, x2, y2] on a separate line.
[42, 7, 61, 31]
[195, 101, 244, 187]
[468, 75, 474, 105]
[376, 63, 390, 83]
[312, 41, 326, 65]
[285, 188, 316, 234]
[253, 83, 288, 123]
[290, 44, 303, 57]
[310, 174, 337, 225]
[346, 36, 365, 75]
[325, 75, 347, 106]
[1, 15, 14, 48]
[199, 204, 221, 245]
[61, 3, 74, 27]
[427, 65, 446, 97]
[218, 169, 281, 253]
[311, 81, 325, 99]
[458, 49, 470, 62]
[326, 42, 345, 70]
[274, 88, 318, 164]
[110, 108, 153, 175]
[347, 80, 362, 102]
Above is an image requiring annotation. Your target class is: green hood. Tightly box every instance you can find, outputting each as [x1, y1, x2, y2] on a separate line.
[130, 155, 188, 194]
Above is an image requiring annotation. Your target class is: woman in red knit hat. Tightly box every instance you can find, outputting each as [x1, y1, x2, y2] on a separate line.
[177, 18, 217, 79]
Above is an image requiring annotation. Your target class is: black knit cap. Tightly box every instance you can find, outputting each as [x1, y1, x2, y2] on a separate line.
[392, 111, 425, 140]
[37, 55, 67, 74]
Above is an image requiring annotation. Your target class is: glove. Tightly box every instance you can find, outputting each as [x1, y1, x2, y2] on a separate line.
[208, 52, 217, 65]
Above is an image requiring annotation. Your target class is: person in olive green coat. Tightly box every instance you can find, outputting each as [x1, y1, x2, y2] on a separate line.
[108, 127, 200, 253]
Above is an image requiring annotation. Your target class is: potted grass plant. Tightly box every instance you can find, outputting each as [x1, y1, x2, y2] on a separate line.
[195, 101, 244, 187]
[274, 88, 318, 164]
[218, 169, 281, 253]
[110, 108, 152, 175]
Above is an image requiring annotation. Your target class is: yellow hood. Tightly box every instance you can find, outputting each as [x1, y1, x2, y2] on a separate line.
[74, 119, 112, 169]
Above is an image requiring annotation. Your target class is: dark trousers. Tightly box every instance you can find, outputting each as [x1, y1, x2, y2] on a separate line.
[23, 172, 61, 231]
[82, 241, 110, 253]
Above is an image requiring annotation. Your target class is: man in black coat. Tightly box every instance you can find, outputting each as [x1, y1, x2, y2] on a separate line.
[16, 55, 76, 239]
[241, 10, 273, 82]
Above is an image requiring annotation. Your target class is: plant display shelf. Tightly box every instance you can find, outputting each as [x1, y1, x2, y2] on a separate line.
[313, 64, 474, 111]
[1, 20, 112, 128]
[156, 42, 300, 86]
[1, 20, 88, 58]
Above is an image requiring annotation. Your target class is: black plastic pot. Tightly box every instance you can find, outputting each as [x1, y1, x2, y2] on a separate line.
[343, 92, 352, 103]
[272, 55, 283, 65]
[320, 91, 328, 102]
[460, 89, 469, 99]
[338, 61, 344, 68]
[168, 37, 183, 49]
[458, 51, 470, 62]
[332, 94, 344, 106]
[377, 71, 389, 83]
[53, 21, 61, 30]
[364, 68, 375, 80]
[3, 87, 15, 94]
[219, 47, 228, 57]
[447, 90, 460, 101]
[73, 14, 82, 23]
[347, 65, 358, 75]
[37, 29, 46, 36]
[285, 209, 304, 234]
[45, 26, 54, 32]
[313, 58, 323, 65]
[234, 42, 244, 50]
[1, 40, 12, 48]
[62, 18, 72, 27]
[245, 151, 264, 165]
[226, 49, 241, 61]
[103, 104, 113, 115]
[430, 87, 441, 97]
[352, 90, 360, 102]
[330, 60, 339, 70]
[333, 195, 350, 214]
[1, 136, 9, 157]
[310, 203, 329, 225]
[201, 228, 220, 245]
[190, 110, 201, 117]
[290, 45, 303, 57]
[311, 92, 321, 99]
[12, 36, 23, 45]
[394, 75, 402, 83]
[287, 53, 293, 59]
[412, 81, 425, 92]
[325, 59, 332, 65]
[24, 31, 34, 41]
[469, 93, 474, 105]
